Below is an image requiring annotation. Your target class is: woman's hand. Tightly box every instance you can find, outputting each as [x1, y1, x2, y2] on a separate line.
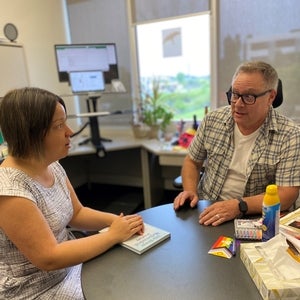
[109, 213, 144, 242]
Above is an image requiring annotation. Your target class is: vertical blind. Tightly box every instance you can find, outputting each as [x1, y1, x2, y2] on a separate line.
[217, 0, 300, 121]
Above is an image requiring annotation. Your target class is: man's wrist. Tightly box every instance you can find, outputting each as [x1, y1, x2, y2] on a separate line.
[237, 197, 248, 218]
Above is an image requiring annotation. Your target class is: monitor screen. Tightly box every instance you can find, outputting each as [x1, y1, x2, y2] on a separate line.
[54, 43, 119, 84]
[69, 70, 105, 94]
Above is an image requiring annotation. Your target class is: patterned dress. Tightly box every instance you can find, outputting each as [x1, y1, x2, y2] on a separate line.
[0, 161, 84, 299]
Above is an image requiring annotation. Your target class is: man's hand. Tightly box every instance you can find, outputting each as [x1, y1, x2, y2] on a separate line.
[199, 199, 240, 226]
[173, 191, 199, 210]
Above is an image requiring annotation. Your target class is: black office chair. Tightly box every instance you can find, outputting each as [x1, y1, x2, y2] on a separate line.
[173, 167, 205, 189]
[173, 79, 283, 189]
[68, 227, 88, 239]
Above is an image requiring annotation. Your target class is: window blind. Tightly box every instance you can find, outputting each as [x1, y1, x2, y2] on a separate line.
[130, 0, 209, 23]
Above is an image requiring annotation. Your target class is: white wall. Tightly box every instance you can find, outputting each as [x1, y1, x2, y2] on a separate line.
[0, 0, 80, 129]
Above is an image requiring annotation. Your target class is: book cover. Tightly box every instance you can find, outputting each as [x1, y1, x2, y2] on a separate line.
[99, 223, 171, 255]
[121, 223, 171, 254]
[208, 235, 236, 259]
[279, 208, 300, 261]
[280, 207, 300, 235]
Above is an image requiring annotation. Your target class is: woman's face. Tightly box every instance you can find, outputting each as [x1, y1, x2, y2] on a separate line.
[43, 103, 73, 163]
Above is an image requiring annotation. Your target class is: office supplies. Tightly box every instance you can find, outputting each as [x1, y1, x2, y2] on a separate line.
[286, 238, 300, 263]
[111, 79, 126, 92]
[234, 218, 262, 240]
[280, 207, 300, 236]
[279, 207, 300, 261]
[232, 238, 236, 256]
[208, 235, 235, 259]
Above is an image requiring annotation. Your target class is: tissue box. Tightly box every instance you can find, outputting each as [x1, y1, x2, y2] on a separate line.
[240, 242, 300, 299]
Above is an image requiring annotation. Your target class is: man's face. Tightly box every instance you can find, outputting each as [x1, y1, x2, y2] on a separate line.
[231, 72, 276, 134]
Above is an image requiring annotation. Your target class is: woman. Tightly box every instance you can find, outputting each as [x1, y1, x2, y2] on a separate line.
[0, 87, 144, 299]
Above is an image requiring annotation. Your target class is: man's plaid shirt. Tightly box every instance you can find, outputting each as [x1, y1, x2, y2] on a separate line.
[188, 106, 300, 201]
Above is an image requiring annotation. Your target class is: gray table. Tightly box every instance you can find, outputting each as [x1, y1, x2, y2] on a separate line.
[81, 201, 262, 299]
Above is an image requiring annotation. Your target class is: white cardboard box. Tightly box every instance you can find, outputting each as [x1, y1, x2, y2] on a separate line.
[240, 242, 300, 299]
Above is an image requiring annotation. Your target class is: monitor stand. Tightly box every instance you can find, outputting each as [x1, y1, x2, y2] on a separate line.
[79, 96, 112, 157]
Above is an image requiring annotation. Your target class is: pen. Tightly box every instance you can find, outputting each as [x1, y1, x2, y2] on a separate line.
[232, 238, 236, 256]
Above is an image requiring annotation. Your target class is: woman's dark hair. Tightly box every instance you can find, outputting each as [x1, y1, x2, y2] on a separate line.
[0, 87, 66, 159]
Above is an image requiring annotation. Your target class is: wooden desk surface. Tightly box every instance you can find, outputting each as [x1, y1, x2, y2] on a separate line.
[81, 201, 261, 300]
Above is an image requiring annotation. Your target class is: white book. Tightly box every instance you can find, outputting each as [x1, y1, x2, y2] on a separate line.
[99, 223, 171, 255]
[121, 223, 170, 254]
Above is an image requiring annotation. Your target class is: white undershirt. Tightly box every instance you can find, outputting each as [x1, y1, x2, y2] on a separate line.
[219, 124, 259, 200]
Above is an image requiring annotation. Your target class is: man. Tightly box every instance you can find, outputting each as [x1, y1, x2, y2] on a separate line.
[173, 61, 300, 226]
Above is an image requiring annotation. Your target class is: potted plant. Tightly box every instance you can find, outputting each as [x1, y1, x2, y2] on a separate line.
[140, 78, 174, 139]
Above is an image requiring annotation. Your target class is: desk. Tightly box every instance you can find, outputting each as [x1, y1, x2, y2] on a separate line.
[61, 126, 187, 208]
[81, 202, 261, 299]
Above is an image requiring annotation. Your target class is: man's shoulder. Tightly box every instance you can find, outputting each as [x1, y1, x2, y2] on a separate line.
[272, 110, 300, 135]
[204, 106, 232, 128]
[206, 106, 231, 120]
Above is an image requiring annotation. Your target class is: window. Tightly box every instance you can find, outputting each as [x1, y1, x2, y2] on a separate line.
[135, 13, 210, 121]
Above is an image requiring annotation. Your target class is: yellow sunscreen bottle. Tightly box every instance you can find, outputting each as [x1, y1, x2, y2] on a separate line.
[262, 184, 280, 241]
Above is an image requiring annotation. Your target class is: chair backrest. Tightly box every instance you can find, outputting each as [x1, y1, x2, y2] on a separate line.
[272, 78, 283, 108]
[227, 78, 283, 108]
[173, 167, 205, 189]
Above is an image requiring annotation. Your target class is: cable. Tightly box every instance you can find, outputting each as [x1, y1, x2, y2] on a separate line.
[71, 121, 90, 138]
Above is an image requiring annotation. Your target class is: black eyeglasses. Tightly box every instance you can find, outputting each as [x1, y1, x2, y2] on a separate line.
[226, 89, 272, 105]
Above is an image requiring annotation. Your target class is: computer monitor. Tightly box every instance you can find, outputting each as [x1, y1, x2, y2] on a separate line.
[69, 70, 105, 94]
[54, 43, 119, 84]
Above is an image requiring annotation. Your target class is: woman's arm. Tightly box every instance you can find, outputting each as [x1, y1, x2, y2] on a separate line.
[0, 193, 143, 271]
[66, 178, 119, 231]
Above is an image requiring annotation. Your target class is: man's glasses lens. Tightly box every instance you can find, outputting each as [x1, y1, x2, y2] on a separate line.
[226, 89, 272, 105]
[231, 92, 255, 104]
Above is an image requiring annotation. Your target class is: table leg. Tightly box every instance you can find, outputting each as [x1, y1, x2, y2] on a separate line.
[140, 148, 164, 208]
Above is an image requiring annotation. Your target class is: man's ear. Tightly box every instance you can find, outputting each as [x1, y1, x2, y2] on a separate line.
[269, 89, 277, 106]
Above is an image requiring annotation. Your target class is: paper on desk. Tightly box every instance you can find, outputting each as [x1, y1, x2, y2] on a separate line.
[255, 234, 300, 281]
